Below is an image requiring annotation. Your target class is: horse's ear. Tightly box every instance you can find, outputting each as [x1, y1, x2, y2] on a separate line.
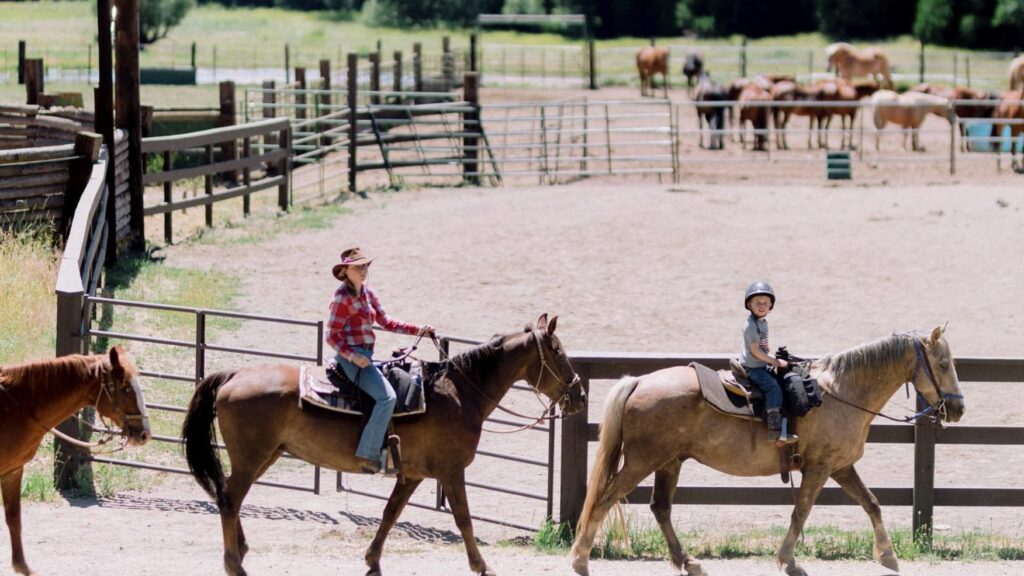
[929, 324, 946, 344]
[536, 314, 549, 331]
[109, 345, 123, 368]
[547, 315, 558, 335]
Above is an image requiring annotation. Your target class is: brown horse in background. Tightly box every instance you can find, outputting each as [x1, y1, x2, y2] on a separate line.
[816, 79, 878, 150]
[682, 52, 704, 93]
[738, 83, 772, 151]
[183, 315, 585, 576]
[570, 327, 964, 576]
[826, 43, 893, 89]
[1, 346, 151, 576]
[637, 46, 669, 98]
[1009, 55, 1024, 91]
[911, 83, 998, 151]
[991, 90, 1024, 171]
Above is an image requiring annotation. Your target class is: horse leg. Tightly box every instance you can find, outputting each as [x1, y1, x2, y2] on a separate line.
[2, 468, 34, 576]
[439, 470, 496, 575]
[364, 478, 424, 576]
[217, 440, 280, 576]
[697, 110, 705, 149]
[650, 460, 705, 576]
[777, 465, 830, 576]
[831, 465, 898, 572]
[235, 451, 280, 563]
[571, 460, 659, 576]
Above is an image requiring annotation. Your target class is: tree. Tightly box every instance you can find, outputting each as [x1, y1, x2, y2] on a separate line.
[139, 0, 194, 45]
[992, 0, 1024, 28]
[914, 0, 955, 44]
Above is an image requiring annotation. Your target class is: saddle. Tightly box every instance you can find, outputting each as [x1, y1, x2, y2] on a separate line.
[298, 361, 430, 417]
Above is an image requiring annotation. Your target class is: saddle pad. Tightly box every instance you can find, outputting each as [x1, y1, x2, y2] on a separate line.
[298, 366, 425, 417]
[691, 362, 759, 421]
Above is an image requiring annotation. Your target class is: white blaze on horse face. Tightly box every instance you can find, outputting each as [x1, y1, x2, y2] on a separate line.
[129, 374, 152, 439]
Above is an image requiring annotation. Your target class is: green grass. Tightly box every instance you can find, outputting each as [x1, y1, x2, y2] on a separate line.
[533, 516, 1024, 562]
[0, 228, 58, 364]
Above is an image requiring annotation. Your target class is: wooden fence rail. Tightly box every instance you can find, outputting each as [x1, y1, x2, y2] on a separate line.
[559, 353, 1024, 543]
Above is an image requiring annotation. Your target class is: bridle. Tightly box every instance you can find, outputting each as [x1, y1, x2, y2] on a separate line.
[437, 330, 584, 434]
[820, 336, 963, 425]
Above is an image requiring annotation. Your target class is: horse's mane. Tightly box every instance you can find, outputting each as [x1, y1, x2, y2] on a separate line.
[819, 331, 921, 381]
[443, 334, 509, 381]
[0, 355, 102, 393]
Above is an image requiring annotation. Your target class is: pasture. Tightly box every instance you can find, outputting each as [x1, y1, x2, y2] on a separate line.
[6, 176, 1023, 575]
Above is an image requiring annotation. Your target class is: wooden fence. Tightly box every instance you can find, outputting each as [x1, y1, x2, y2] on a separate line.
[558, 353, 1024, 543]
[140, 117, 291, 243]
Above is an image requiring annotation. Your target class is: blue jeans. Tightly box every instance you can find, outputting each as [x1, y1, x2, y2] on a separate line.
[746, 366, 783, 411]
[335, 346, 396, 464]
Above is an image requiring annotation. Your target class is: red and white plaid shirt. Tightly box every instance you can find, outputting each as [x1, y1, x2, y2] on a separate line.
[326, 283, 419, 361]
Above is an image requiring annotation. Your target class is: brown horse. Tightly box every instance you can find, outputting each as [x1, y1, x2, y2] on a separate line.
[570, 326, 964, 576]
[737, 83, 772, 151]
[991, 90, 1024, 171]
[182, 315, 585, 576]
[1, 346, 151, 576]
[637, 46, 669, 98]
[826, 42, 893, 89]
[911, 83, 997, 151]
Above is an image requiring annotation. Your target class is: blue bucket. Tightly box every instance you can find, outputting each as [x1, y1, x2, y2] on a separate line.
[964, 123, 1022, 153]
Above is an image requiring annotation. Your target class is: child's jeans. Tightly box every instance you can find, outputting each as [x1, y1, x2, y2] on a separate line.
[334, 346, 396, 464]
[746, 366, 783, 411]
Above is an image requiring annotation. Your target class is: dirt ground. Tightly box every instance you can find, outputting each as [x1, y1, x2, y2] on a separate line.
[8, 126, 1024, 574]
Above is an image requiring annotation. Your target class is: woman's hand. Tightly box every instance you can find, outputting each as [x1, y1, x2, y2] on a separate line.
[776, 358, 789, 369]
[418, 325, 436, 338]
[352, 354, 371, 369]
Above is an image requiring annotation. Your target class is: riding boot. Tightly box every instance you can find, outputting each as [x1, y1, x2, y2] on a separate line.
[765, 408, 782, 441]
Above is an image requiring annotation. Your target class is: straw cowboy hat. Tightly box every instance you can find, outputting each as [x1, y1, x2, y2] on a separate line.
[332, 247, 374, 280]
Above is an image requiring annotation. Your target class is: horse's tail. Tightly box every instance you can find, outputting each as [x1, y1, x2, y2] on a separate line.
[182, 370, 236, 508]
[575, 375, 641, 537]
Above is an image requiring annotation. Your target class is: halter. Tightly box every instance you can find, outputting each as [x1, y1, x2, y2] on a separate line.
[437, 330, 583, 434]
[820, 336, 963, 425]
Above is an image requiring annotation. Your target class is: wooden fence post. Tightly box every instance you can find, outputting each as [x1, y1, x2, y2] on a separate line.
[62, 132, 103, 239]
[463, 73, 479, 185]
[559, 366, 590, 527]
[588, 39, 597, 90]
[278, 124, 290, 211]
[17, 40, 26, 84]
[96, 0, 116, 263]
[319, 59, 331, 109]
[393, 50, 403, 94]
[163, 150, 173, 243]
[442, 36, 453, 89]
[295, 67, 307, 120]
[53, 278, 85, 490]
[284, 43, 290, 84]
[413, 43, 423, 92]
[919, 41, 926, 84]
[370, 52, 381, 105]
[913, 394, 937, 545]
[740, 37, 748, 78]
[347, 53, 358, 196]
[115, 0, 144, 250]
[219, 81, 237, 180]
[25, 58, 43, 105]
[191, 41, 197, 69]
[470, 33, 478, 73]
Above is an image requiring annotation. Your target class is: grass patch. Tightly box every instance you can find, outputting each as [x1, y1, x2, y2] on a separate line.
[0, 228, 58, 364]
[191, 199, 353, 247]
[535, 512, 1024, 563]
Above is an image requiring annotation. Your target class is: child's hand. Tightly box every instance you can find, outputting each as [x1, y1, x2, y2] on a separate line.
[777, 358, 789, 369]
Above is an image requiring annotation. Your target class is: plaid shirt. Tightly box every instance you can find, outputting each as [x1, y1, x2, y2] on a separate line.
[326, 283, 419, 361]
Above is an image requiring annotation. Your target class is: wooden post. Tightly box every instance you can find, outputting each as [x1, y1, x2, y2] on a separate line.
[61, 132, 103, 239]
[966, 55, 971, 88]
[952, 52, 958, 86]
[115, 0, 144, 250]
[559, 366, 590, 527]
[919, 41, 925, 84]
[347, 53, 358, 196]
[588, 39, 597, 90]
[140, 105, 153, 137]
[319, 59, 331, 109]
[413, 43, 423, 92]
[242, 137, 251, 216]
[442, 36, 453, 89]
[393, 50, 403, 94]
[204, 145, 214, 226]
[370, 52, 380, 105]
[278, 125, 291, 211]
[913, 395, 937, 545]
[219, 81, 237, 181]
[284, 43, 291, 83]
[54, 274, 85, 490]
[463, 73, 479, 185]
[295, 67, 307, 120]
[191, 41, 197, 69]
[469, 33, 478, 73]
[97, 0, 116, 263]
[25, 58, 43, 105]
[163, 150, 172, 243]
[17, 40, 26, 84]
[740, 37, 748, 78]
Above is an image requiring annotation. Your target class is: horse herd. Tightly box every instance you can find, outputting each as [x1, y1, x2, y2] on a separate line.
[638, 44, 1024, 165]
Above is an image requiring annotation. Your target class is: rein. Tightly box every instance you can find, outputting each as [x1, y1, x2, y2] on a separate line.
[819, 338, 962, 425]
[434, 331, 578, 434]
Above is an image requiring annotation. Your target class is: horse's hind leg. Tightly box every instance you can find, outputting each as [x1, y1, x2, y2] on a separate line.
[2, 468, 34, 576]
[439, 470, 494, 575]
[778, 465, 830, 576]
[650, 460, 705, 576]
[217, 440, 281, 575]
[831, 465, 898, 572]
[365, 478, 424, 576]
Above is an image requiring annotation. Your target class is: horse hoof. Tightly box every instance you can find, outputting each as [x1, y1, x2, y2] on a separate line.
[879, 552, 899, 572]
[365, 561, 382, 576]
[570, 553, 590, 576]
[785, 566, 809, 576]
[684, 559, 708, 576]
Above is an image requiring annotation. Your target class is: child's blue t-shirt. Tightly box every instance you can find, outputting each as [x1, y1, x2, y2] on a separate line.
[740, 314, 770, 369]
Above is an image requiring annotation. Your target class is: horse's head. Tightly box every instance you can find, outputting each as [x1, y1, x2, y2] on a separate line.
[526, 314, 586, 416]
[911, 325, 965, 423]
[96, 346, 151, 446]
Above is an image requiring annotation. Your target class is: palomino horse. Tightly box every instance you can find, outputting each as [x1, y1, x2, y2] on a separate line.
[1, 346, 151, 576]
[637, 46, 669, 98]
[570, 326, 964, 576]
[1009, 55, 1024, 91]
[826, 42, 893, 89]
[183, 315, 585, 576]
[871, 90, 949, 152]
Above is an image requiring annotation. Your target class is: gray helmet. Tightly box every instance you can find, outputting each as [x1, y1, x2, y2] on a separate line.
[744, 281, 775, 310]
